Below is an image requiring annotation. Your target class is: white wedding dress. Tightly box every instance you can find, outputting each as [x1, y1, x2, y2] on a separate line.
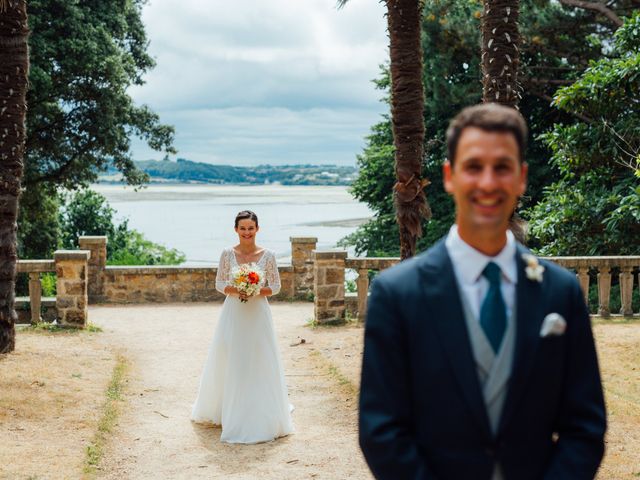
[191, 248, 294, 443]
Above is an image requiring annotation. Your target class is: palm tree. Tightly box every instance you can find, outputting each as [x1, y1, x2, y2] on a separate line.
[0, 0, 29, 354]
[481, 0, 521, 107]
[339, 0, 431, 259]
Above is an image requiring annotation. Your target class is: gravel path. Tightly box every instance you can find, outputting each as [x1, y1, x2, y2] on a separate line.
[91, 302, 372, 480]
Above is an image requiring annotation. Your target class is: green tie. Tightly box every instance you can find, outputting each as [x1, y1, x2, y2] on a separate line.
[480, 262, 507, 353]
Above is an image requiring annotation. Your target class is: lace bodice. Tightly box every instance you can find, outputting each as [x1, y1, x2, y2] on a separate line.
[215, 248, 281, 296]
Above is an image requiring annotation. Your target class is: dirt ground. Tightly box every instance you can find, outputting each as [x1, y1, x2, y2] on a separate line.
[89, 302, 371, 480]
[0, 328, 117, 480]
[1, 304, 638, 480]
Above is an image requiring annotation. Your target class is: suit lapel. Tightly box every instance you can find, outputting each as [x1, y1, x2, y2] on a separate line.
[420, 241, 492, 439]
[498, 245, 545, 434]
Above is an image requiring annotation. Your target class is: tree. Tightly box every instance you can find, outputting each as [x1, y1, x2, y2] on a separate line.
[0, 0, 29, 353]
[18, 0, 176, 259]
[339, 0, 430, 259]
[526, 12, 640, 256]
[481, 0, 521, 106]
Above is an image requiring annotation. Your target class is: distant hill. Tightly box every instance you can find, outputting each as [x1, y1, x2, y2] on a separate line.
[100, 158, 357, 186]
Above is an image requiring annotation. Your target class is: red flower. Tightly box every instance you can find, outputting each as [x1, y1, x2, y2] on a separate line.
[247, 272, 260, 284]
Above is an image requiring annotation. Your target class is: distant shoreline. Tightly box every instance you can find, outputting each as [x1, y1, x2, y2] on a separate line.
[100, 159, 358, 186]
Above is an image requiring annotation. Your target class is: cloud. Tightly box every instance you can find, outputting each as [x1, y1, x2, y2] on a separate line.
[131, 106, 385, 166]
[129, 0, 389, 165]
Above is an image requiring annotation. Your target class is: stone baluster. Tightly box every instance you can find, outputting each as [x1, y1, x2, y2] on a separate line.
[55, 250, 90, 327]
[597, 264, 612, 318]
[356, 268, 369, 323]
[79, 236, 108, 303]
[290, 237, 317, 299]
[313, 250, 347, 324]
[619, 265, 634, 317]
[576, 266, 590, 307]
[28, 273, 42, 324]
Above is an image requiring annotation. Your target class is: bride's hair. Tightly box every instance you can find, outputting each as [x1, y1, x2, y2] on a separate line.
[235, 210, 259, 228]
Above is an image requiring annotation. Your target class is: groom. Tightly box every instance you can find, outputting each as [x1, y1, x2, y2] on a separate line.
[359, 104, 606, 480]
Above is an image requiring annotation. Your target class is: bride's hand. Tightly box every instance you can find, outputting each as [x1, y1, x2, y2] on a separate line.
[224, 286, 240, 296]
[238, 291, 249, 302]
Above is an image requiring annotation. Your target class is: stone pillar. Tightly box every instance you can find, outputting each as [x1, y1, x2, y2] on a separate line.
[291, 237, 317, 299]
[313, 250, 347, 324]
[619, 266, 634, 317]
[597, 265, 612, 318]
[576, 266, 590, 306]
[356, 268, 369, 323]
[79, 236, 107, 303]
[55, 250, 90, 327]
[28, 273, 42, 324]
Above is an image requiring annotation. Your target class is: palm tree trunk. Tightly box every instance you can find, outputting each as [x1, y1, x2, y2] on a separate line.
[481, 0, 526, 242]
[387, 0, 431, 260]
[0, 0, 29, 354]
[481, 0, 521, 107]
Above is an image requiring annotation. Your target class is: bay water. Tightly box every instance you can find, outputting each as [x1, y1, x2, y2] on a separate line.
[91, 184, 373, 265]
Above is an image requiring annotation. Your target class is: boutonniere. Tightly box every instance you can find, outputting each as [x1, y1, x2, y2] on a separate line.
[522, 253, 545, 283]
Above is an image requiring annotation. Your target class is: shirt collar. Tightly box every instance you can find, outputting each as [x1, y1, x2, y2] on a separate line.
[445, 225, 517, 285]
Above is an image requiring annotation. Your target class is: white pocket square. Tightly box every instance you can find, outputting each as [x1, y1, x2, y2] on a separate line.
[540, 313, 567, 337]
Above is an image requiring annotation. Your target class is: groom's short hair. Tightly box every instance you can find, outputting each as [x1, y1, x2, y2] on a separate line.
[446, 103, 528, 164]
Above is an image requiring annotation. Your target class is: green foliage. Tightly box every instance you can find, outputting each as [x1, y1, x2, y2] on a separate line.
[527, 13, 640, 255]
[26, 0, 175, 190]
[19, 0, 176, 260]
[60, 189, 186, 265]
[60, 190, 120, 250]
[24, 322, 102, 333]
[342, 0, 631, 257]
[17, 186, 61, 259]
[107, 229, 186, 266]
[41, 273, 56, 297]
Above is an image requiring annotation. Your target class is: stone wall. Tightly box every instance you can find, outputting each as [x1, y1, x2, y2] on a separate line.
[71, 236, 307, 304]
[101, 265, 295, 304]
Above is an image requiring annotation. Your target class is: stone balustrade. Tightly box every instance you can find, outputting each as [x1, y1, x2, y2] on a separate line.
[16, 260, 55, 324]
[16, 237, 316, 321]
[15, 234, 639, 326]
[313, 252, 640, 323]
[17, 252, 91, 327]
[542, 256, 640, 317]
[344, 257, 400, 323]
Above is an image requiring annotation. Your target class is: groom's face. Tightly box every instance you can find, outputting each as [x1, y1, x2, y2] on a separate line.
[443, 126, 527, 238]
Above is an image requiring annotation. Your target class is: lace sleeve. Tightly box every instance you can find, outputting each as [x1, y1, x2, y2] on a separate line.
[265, 250, 281, 295]
[215, 249, 231, 294]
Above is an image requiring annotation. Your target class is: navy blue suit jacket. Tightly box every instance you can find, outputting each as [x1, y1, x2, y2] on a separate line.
[359, 239, 606, 480]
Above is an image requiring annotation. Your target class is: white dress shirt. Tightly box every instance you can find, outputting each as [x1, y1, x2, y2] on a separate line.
[445, 225, 517, 322]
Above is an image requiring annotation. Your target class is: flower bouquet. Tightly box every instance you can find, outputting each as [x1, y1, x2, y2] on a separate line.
[231, 263, 264, 302]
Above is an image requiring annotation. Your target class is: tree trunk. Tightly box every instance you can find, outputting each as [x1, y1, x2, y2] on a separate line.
[0, 0, 29, 354]
[481, 0, 521, 107]
[387, 0, 431, 260]
[480, 0, 526, 242]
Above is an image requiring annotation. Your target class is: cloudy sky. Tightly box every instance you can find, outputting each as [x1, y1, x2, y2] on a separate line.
[129, 0, 389, 166]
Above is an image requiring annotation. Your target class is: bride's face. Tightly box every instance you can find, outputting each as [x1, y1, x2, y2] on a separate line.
[235, 218, 259, 243]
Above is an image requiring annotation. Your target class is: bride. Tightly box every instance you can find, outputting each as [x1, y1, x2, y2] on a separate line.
[191, 210, 294, 443]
